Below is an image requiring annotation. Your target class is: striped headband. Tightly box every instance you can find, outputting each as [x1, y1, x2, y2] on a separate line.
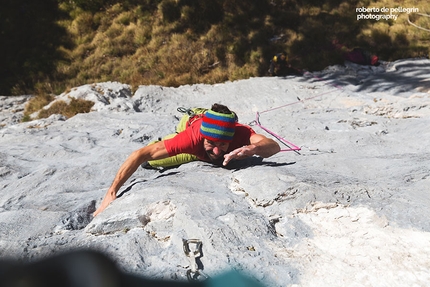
[200, 110, 236, 142]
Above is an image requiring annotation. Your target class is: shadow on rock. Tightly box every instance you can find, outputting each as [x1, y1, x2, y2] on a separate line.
[224, 157, 296, 171]
[117, 171, 181, 198]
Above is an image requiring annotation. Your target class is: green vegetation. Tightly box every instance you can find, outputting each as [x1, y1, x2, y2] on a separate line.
[37, 98, 94, 119]
[21, 94, 94, 121]
[1, 0, 429, 99]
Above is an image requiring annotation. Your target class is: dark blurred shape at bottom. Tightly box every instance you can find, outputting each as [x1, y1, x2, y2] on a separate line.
[0, 250, 265, 287]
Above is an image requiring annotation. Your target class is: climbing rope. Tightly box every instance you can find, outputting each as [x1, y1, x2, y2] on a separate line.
[183, 239, 210, 282]
[178, 71, 344, 155]
[251, 111, 302, 153]
[251, 70, 346, 153]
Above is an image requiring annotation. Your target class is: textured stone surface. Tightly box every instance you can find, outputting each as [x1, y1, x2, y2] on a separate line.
[1, 59, 430, 286]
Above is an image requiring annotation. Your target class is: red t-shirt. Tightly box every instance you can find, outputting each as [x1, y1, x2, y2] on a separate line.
[163, 118, 256, 162]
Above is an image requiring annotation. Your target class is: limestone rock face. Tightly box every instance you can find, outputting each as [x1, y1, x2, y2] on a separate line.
[1, 59, 430, 287]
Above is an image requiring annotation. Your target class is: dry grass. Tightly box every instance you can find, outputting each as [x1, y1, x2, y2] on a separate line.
[22, 95, 94, 121]
[4, 0, 429, 120]
[22, 94, 55, 122]
[38, 98, 94, 119]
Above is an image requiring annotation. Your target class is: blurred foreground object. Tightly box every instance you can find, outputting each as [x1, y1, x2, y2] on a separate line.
[0, 250, 265, 287]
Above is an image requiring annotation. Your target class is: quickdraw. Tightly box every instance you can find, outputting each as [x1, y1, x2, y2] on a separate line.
[183, 239, 210, 282]
[177, 107, 207, 129]
[177, 107, 197, 117]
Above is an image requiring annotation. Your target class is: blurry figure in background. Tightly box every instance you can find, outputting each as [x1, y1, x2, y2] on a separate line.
[345, 47, 379, 66]
[268, 52, 288, 76]
[332, 40, 380, 66]
[268, 52, 303, 76]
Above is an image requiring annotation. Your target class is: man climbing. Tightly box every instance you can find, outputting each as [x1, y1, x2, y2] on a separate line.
[93, 103, 280, 216]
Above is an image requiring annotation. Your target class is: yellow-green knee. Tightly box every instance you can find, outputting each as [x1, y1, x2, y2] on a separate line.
[147, 133, 198, 168]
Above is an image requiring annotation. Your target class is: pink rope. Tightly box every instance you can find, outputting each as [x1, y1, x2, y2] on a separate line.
[259, 88, 339, 115]
[254, 71, 344, 152]
[253, 112, 301, 152]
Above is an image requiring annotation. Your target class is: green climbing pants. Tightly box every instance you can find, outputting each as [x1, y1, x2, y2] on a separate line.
[147, 108, 207, 168]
